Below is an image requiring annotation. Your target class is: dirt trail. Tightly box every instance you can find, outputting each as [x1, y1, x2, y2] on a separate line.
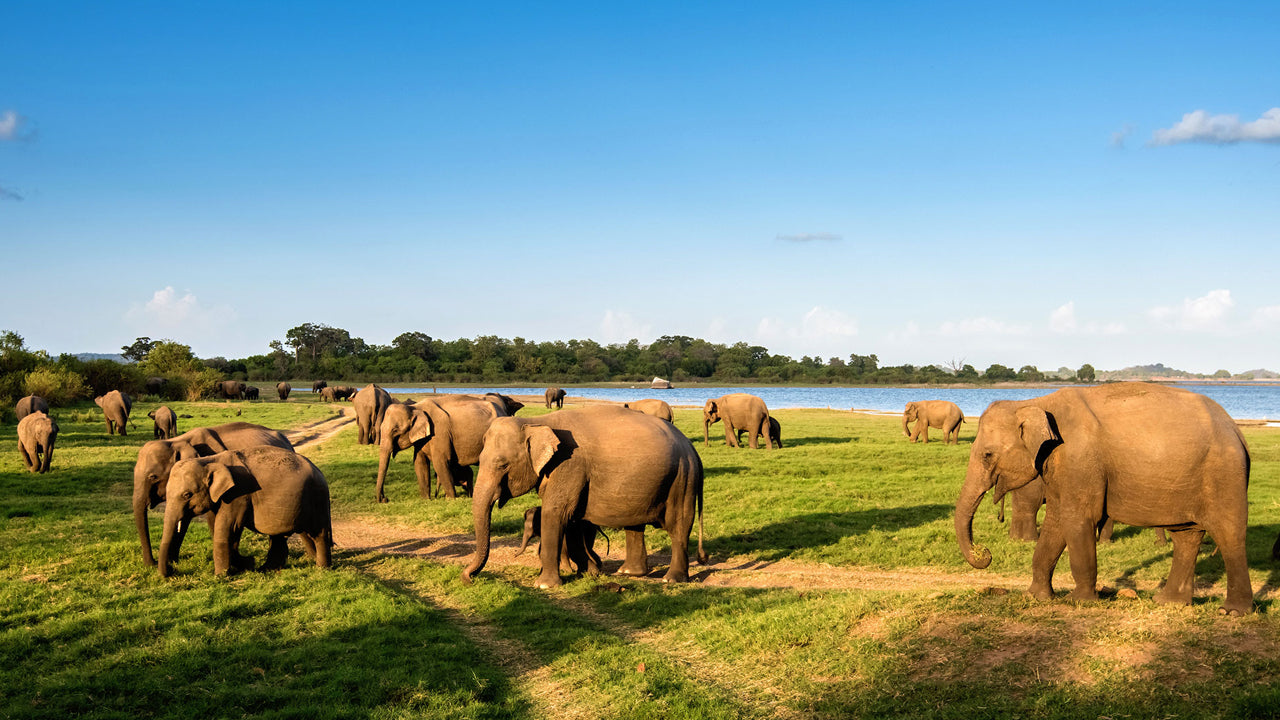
[286, 407, 356, 450]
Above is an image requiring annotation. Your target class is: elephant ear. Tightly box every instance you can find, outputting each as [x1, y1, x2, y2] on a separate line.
[207, 464, 237, 503]
[94, 396, 105, 408]
[704, 399, 717, 416]
[405, 408, 434, 445]
[1015, 406, 1059, 455]
[526, 425, 561, 478]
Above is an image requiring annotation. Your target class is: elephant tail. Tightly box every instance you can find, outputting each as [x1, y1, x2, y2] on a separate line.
[695, 483, 707, 565]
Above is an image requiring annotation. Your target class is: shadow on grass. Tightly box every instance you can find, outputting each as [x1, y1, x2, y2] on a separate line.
[715, 505, 954, 561]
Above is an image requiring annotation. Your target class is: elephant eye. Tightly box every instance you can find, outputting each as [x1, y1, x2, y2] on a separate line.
[182, 491, 193, 499]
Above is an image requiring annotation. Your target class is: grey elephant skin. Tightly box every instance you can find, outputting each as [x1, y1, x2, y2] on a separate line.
[311, 380, 327, 393]
[623, 399, 673, 423]
[17, 411, 58, 473]
[148, 406, 178, 440]
[277, 382, 291, 400]
[244, 386, 260, 401]
[133, 422, 294, 568]
[375, 394, 512, 502]
[902, 400, 964, 444]
[518, 506, 605, 576]
[737, 416, 782, 449]
[15, 395, 49, 421]
[544, 387, 566, 409]
[704, 393, 774, 449]
[159, 446, 332, 577]
[353, 383, 392, 445]
[956, 382, 1253, 615]
[463, 405, 706, 588]
[94, 390, 133, 435]
[218, 380, 247, 400]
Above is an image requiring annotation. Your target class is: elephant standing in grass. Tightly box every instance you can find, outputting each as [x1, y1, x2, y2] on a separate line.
[133, 422, 294, 568]
[624, 399, 673, 423]
[956, 383, 1253, 615]
[353, 384, 392, 445]
[15, 395, 49, 420]
[375, 394, 510, 502]
[244, 386, 260, 401]
[902, 400, 964, 444]
[149, 406, 178, 440]
[1005, 477, 1167, 545]
[518, 506, 605, 576]
[319, 387, 338, 402]
[312, 380, 327, 394]
[703, 393, 774, 449]
[17, 411, 58, 473]
[145, 376, 169, 397]
[463, 405, 706, 588]
[545, 387, 566, 409]
[737, 416, 782, 449]
[95, 390, 133, 436]
[159, 446, 332, 577]
[219, 380, 247, 400]
[333, 386, 357, 400]
[277, 382, 291, 400]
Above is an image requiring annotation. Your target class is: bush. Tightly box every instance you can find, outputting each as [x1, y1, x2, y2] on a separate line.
[81, 359, 144, 397]
[23, 366, 89, 406]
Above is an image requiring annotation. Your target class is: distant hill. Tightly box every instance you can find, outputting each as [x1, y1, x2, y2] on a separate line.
[74, 353, 128, 363]
[1097, 363, 1278, 381]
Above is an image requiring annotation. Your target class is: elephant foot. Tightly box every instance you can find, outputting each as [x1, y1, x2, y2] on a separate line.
[1027, 583, 1054, 601]
[617, 562, 649, 577]
[662, 568, 689, 583]
[1068, 586, 1099, 602]
[535, 572, 563, 589]
[1219, 599, 1253, 616]
[231, 554, 256, 571]
[1153, 588, 1192, 606]
[376, 495, 389, 504]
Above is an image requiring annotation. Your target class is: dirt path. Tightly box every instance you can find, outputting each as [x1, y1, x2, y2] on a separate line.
[286, 407, 356, 450]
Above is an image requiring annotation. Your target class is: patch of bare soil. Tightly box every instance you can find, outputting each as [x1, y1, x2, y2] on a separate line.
[286, 408, 355, 450]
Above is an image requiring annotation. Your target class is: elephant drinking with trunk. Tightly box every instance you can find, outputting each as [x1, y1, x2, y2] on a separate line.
[95, 390, 133, 436]
[902, 400, 964, 444]
[955, 382, 1253, 615]
[703, 393, 774, 449]
[17, 411, 58, 473]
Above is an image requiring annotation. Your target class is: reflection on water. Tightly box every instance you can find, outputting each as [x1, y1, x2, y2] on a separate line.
[389, 383, 1280, 420]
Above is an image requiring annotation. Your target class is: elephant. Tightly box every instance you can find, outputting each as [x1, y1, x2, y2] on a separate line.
[133, 422, 294, 568]
[353, 383, 392, 445]
[517, 506, 605, 576]
[956, 382, 1253, 615]
[15, 395, 49, 420]
[244, 386, 260, 401]
[703, 393, 774, 449]
[623, 399, 673, 423]
[903, 400, 964, 444]
[145, 376, 169, 397]
[462, 405, 706, 588]
[148, 406, 178, 440]
[737, 416, 782, 449]
[158, 446, 332, 578]
[312, 380, 327, 393]
[333, 386, 357, 400]
[1005, 477, 1167, 545]
[218, 380, 247, 400]
[483, 392, 524, 416]
[94, 390, 133, 436]
[17, 411, 58, 474]
[319, 386, 338, 402]
[545, 387, 566, 409]
[374, 394, 511, 502]
[277, 382, 291, 400]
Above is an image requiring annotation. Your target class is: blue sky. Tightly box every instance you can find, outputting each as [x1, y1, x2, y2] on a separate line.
[2, 2, 1277, 373]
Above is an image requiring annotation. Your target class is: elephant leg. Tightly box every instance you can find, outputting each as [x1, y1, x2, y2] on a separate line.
[1009, 490, 1041, 541]
[663, 515, 694, 584]
[747, 422, 760, 450]
[536, 510, 567, 588]
[1155, 528, 1169, 545]
[1213, 523, 1253, 615]
[413, 449, 433, 499]
[264, 535, 289, 570]
[314, 528, 332, 569]
[1097, 517, 1115, 543]
[1028, 514, 1067, 600]
[724, 425, 738, 448]
[301, 533, 317, 561]
[1155, 528, 1205, 606]
[618, 527, 649, 576]
[19, 444, 34, 471]
[1063, 517, 1100, 601]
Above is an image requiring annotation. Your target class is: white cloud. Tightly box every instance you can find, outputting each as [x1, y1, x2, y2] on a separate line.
[1251, 305, 1280, 328]
[937, 317, 1030, 337]
[1110, 124, 1134, 149]
[599, 310, 652, 344]
[125, 287, 237, 337]
[1049, 301, 1127, 336]
[0, 110, 19, 141]
[1151, 108, 1280, 146]
[1149, 289, 1235, 329]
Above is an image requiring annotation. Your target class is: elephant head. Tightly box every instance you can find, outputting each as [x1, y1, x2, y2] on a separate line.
[158, 458, 237, 578]
[955, 402, 1059, 569]
[374, 403, 436, 502]
[702, 399, 721, 445]
[902, 402, 919, 437]
[133, 439, 200, 566]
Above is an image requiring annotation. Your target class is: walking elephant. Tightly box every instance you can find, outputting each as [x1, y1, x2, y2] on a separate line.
[312, 380, 327, 393]
[737, 416, 782, 449]
[95, 390, 133, 436]
[353, 383, 392, 445]
[545, 387, 566, 409]
[17, 411, 58, 474]
[15, 395, 49, 420]
[374, 394, 510, 502]
[133, 422, 294, 568]
[703, 393, 774, 449]
[902, 400, 964, 444]
[277, 382, 291, 400]
[624, 399, 673, 423]
[158, 446, 332, 577]
[218, 380, 247, 400]
[956, 383, 1253, 615]
[148, 406, 178, 440]
[518, 506, 605, 576]
[319, 387, 338, 402]
[462, 405, 706, 588]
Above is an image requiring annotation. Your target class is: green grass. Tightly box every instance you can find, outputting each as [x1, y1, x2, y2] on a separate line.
[3, 400, 1280, 718]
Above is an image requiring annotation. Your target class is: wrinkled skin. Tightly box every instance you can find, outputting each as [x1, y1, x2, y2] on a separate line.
[277, 382, 291, 400]
[148, 406, 179, 440]
[15, 395, 49, 421]
[244, 386, 260, 401]
[545, 387, 566, 409]
[94, 390, 133, 436]
[463, 405, 706, 588]
[1007, 476, 1167, 546]
[518, 506, 605, 576]
[218, 380, 247, 400]
[17, 411, 58, 473]
[956, 383, 1253, 615]
[902, 400, 964, 444]
[375, 395, 507, 502]
[353, 383, 392, 445]
[312, 380, 327, 393]
[703, 393, 774, 449]
[623, 399, 674, 423]
[159, 447, 332, 578]
[133, 422, 294, 568]
[737, 416, 782, 449]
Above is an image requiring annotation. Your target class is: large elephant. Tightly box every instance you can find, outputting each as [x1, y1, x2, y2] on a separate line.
[902, 400, 964, 444]
[517, 506, 605, 576]
[319, 386, 338, 402]
[353, 383, 392, 445]
[276, 382, 291, 400]
[462, 405, 706, 588]
[956, 383, 1253, 615]
[624, 399, 673, 423]
[218, 380, 247, 400]
[148, 406, 178, 440]
[17, 411, 58, 474]
[1004, 476, 1167, 545]
[737, 416, 782, 449]
[332, 386, 357, 400]
[15, 394, 49, 420]
[145, 376, 169, 397]
[703, 393, 774, 449]
[483, 392, 524, 416]
[545, 387, 566, 409]
[312, 380, 327, 393]
[374, 394, 510, 502]
[94, 390, 133, 435]
[133, 422, 294, 568]
[159, 446, 332, 578]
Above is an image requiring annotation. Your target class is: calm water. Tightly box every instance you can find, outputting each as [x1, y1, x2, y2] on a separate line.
[392, 384, 1280, 420]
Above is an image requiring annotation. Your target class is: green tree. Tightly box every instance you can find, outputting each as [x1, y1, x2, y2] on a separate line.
[1016, 365, 1044, 382]
[984, 364, 1016, 381]
[1076, 363, 1096, 382]
[392, 332, 435, 361]
[121, 337, 157, 362]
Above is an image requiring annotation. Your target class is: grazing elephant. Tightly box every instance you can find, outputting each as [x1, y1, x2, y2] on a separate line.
[244, 386, 260, 401]
[276, 382, 291, 400]
[353, 383, 392, 445]
[158, 446, 333, 578]
[312, 380, 327, 393]
[95, 390, 133, 436]
[333, 386, 357, 400]
[703, 393, 774, 449]
[518, 506, 605, 576]
[145, 376, 169, 397]
[319, 386, 338, 402]
[483, 392, 524, 416]
[148, 406, 178, 440]
[545, 387, 566, 409]
[737, 416, 782, 449]
[903, 400, 964, 444]
[462, 405, 706, 588]
[17, 411, 58, 474]
[218, 380, 247, 400]
[956, 383, 1253, 615]
[133, 422, 294, 568]
[624, 399, 673, 423]
[375, 394, 510, 502]
[15, 395, 49, 420]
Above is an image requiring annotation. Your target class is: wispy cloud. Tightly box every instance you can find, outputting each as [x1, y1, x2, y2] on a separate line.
[1149, 289, 1235, 329]
[599, 310, 652, 344]
[776, 232, 842, 243]
[756, 306, 858, 356]
[125, 287, 238, 336]
[1049, 301, 1125, 335]
[1110, 124, 1135, 149]
[0, 186, 22, 202]
[0, 110, 34, 142]
[1151, 108, 1280, 146]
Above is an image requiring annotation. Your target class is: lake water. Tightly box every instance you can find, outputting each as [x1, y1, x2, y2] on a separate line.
[391, 384, 1280, 421]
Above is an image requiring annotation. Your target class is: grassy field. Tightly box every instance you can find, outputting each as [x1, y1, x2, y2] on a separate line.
[3, 393, 1280, 719]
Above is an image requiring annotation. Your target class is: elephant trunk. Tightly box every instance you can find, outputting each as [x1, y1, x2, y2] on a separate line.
[955, 457, 994, 569]
[461, 471, 501, 584]
[157, 505, 181, 578]
[375, 436, 394, 501]
[703, 418, 710, 446]
[41, 443, 53, 473]
[134, 492, 156, 567]
[902, 412, 911, 438]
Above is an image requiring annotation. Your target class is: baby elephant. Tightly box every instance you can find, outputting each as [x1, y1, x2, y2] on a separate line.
[18, 411, 58, 473]
[148, 406, 178, 440]
[158, 446, 333, 578]
[737, 416, 782, 449]
[518, 506, 605, 576]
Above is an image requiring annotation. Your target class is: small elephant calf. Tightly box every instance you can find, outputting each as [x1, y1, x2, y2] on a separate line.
[518, 506, 606, 576]
[18, 411, 58, 474]
[148, 406, 179, 440]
